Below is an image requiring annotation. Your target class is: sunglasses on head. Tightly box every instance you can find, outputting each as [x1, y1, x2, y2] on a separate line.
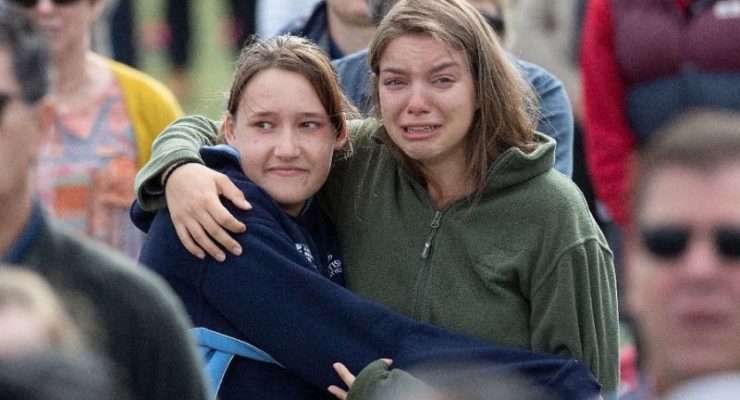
[7, 0, 81, 8]
[640, 225, 740, 260]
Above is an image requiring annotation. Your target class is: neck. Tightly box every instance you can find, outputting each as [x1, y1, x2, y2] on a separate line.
[422, 163, 474, 210]
[0, 188, 35, 260]
[53, 52, 112, 114]
[326, 10, 375, 56]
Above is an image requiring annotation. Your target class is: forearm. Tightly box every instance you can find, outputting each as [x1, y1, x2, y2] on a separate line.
[134, 115, 220, 211]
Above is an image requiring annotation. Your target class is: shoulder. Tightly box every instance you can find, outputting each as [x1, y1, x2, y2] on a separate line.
[30, 222, 187, 323]
[104, 58, 182, 113]
[334, 49, 369, 75]
[279, 1, 327, 37]
[510, 55, 565, 94]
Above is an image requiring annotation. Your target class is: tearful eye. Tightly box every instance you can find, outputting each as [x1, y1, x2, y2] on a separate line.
[433, 76, 455, 86]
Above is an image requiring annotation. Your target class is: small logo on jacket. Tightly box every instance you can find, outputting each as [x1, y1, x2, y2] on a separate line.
[327, 254, 343, 279]
[295, 243, 314, 263]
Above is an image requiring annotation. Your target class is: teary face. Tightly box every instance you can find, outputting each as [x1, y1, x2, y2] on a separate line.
[377, 35, 476, 174]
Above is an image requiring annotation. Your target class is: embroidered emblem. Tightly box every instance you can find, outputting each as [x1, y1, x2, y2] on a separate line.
[327, 254, 343, 278]
[295, 243, 314, 263]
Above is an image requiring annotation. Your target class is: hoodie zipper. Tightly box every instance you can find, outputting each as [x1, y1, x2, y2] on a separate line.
[421, 210, 443, 259]
[414, 210, 443, 319]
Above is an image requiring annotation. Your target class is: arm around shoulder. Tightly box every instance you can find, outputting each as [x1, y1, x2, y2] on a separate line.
[134, 115, 221, 211]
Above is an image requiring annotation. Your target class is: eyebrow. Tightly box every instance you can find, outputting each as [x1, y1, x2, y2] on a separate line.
[247, 111, 328, 119]
[380, 61, 461, 75]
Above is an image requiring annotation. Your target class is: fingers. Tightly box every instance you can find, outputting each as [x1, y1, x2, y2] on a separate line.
[173, 220, 205, 260]
[164, 164, 248, 260]
[327, 385, 348, 400]
[216, 174, 253, 212]
[333, 362, 356, 388]
[184, 216, 225, 261]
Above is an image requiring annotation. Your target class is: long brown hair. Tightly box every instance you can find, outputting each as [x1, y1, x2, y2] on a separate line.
[220, 35, 356, 159]
[368, 0, 539, 194]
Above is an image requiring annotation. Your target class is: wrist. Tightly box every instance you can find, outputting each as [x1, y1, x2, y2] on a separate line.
[161, 160, 194, 190]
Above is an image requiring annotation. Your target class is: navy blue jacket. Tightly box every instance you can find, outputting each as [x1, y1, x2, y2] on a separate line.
[132, 146, 600, 400]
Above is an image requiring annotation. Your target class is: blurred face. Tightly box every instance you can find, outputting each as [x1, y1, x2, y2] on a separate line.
[0, 48, 52, 205]
[224, 68, 347, 216]
[628, 164, 740, 394]
[378, 35, 476, 173]
[11, 0, 103, 56]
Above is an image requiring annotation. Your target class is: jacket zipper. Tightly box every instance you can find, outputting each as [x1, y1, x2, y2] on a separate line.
[421, 210, 443, 259]
[414, 210, 443, 319]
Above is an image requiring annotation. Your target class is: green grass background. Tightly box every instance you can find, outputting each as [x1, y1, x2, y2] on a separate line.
[135, 0, 237, 119]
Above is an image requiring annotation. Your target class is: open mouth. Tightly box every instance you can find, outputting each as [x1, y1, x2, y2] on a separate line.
[403, 125, 440, 138]
[406, 126, 435, 132]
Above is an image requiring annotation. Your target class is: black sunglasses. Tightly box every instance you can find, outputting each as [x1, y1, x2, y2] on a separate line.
[7, 0, 81, 8]
[640, 225, 740, 260]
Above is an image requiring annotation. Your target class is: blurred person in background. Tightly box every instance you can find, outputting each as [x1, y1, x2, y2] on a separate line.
[580, 0, 740, 281]
[163, 0, 257, 99]
[0, 5, 208, 399]
[0, 267, 130, 400]
[621, 110, 740, 399]
[257, 0, 321, 37]
[505, 0, 599, 217]
[0, 268, 83, 356]
[6, 0, 183, 260]
[279, 0, 375, 60]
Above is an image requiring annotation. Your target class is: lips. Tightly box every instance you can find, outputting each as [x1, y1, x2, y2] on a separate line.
[267, 166, 307, 177]
[674, 303, 733, 333]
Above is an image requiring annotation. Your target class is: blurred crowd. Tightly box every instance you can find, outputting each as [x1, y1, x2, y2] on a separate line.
[1, 0, 739, 399]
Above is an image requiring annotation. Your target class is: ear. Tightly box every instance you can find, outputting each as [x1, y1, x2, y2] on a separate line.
[223, 113, 236, 145]
[334, 125, 349, 151]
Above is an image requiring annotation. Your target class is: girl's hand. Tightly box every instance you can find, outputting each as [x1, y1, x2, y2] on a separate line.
[327, 359, 392, 400]
[165, 163, 251, 260]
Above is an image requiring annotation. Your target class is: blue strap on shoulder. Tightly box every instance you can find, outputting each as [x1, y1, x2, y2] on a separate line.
[190, 327, 283, 399]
